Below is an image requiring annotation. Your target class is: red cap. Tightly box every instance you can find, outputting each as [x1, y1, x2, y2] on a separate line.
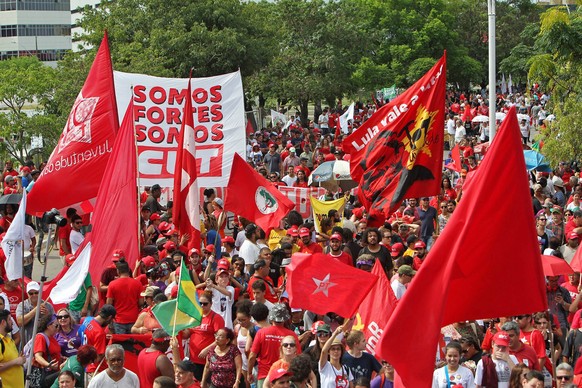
[352, 207, 364, 219]
[269, 368, 293, 383]
[65, 254, 76, 266]
[142, 256, 156, 268]
[150, 213, 161, 221]
[313, 128, 321, 134]
[330, 233, 343, 242]
[390, 242, 404, 257]
[189, 248, 200, 256]
[492, 331, 510, 347]
[223, 236, 235, 244]
[158, 222, 175, 236]
[204, 244, 215, 253]
[287, 228, 299, 237]
[163, 241, 176, 251]
[324, 153, 335, 162]
[268, 141, 276, 147]
[569, 232, 579, 240]
[217, 258, 230, 270]
[21, 167, 31, 173]
[111, 249, 125, 262]
[170, 285, 178, 299]
[299, 227, 311, 237]
[414, 241, 426, 249]
[217, 268, 229, 277]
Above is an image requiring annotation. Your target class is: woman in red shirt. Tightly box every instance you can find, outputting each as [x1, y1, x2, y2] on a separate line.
[30, 314, 62, 388]
[441, 177, 457, 202]
[293, 170, 309, 188]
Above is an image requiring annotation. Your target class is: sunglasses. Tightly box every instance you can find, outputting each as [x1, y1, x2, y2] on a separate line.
[316, 332, 330, 337]
[282, 343, 296, 348]
[200, 302, 210, 306]
[174, 260, 181, 264]
[557, 375, 572, 381]
[28, 291, 39, 295]
[57, 315, 70, 320]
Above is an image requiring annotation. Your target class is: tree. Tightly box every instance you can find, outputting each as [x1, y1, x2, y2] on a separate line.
[0, 57, 59, 164]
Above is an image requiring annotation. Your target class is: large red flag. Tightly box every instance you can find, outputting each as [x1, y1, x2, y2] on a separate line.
[173, 78, 201, 250]
[352, 261, 398, 356]
[88, 100, 139, 287]
[27, 32, 118, 214]
[286, 253, 378, 318]
[376, 106, 547, 387]
[343, 54, 446, 217]
[224, 153, 294, 233]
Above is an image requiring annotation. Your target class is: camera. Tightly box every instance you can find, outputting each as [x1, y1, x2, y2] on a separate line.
[147, 262, 171, 279]
[43, 208, 67, 227]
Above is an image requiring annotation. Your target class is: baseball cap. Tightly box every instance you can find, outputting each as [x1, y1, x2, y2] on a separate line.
[287, 227, 299, 237]
[217, 258, 230, 270]
[217, 268, 229, 277]
[163, 241, 176, 251]
[140, 285, 160, 297]
[65, 254, 76, 266]
[150, 213, 161, 221]
[390, 242, 403, 257]
[223, 236, 235, 244]
[280, 258, 292, 267]
[111, 249, 125, 262]
[189, 248, 200, 256]
[177, 359, 197, 373]
[569, 232, 579, 240]
[21, 167, 31, 173]
[330, 233, 343, 242]
[142, 256, 156, 268]
[356, 257, 374, 267]
[269, 368, 293, 383]
[26, 281, 40, 293]
[492, 331, 510, 347]
[213, 198, 224, 208]
[397, 265, 416, 276]
[268, 303, 291, 323]
[289, 147, 296, 153]
[204, 244, 215, 253]
[414, 241, 426, 249]
[315, 323, 331, 334]
[299, 227, 310, 237]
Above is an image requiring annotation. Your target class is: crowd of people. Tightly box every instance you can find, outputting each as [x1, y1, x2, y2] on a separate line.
[0, 86, 573, 388]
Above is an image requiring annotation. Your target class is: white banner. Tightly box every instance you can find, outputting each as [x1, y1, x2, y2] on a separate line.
[114, 71, 246, 188]
[278, 186, 326, 219]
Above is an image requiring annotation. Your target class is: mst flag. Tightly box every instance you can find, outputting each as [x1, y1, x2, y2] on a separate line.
[173, 78, 201, 250]
[377, 107, 547, 387]
[27, 32, 119, 214]
[343, 54, 446, 218]
[1, 191, 26, 280]
[352, 261, 398, 356]
[286, 253, 378, 318]
[225, 153, 294, 233]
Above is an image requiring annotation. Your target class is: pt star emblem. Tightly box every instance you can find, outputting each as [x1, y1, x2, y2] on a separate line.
[312, 274, 337, 297]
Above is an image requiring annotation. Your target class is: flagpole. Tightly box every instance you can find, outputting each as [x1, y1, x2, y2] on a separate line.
[131, 86, 141, 259]
[24, 224, 55, 388]
[488, 0, 497, 140]
[20, 239, 25, 352]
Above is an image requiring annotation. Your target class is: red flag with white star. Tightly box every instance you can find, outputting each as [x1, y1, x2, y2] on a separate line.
[286, 253, 378, 318]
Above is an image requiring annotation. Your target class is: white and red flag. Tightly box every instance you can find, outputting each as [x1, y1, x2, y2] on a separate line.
[173, 78, 201, 250]
[27, 32, 119, 214]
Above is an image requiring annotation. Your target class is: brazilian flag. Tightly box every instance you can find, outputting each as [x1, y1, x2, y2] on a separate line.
[152, 260, 202, 334]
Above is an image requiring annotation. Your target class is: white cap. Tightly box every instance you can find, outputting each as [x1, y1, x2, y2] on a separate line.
[26, 281, 40, 293]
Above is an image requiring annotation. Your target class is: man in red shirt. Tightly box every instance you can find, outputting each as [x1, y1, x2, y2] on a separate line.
[501, 321, 541, 370]
[298, 227, 322, 254]
[516, 314, 547, 371]
[57, 208, 77, 259]
[137, 329, 174, 387]
[565, 211, 582, 241]
[248, 304, 300, 386]
[99, 248, 125, 306]
[247, 259, 278, 303]
[106, 261, 144, 334]
[82, 304, 116, 373]
[412, 241, 427, 270]
[326, 233, 352, 266]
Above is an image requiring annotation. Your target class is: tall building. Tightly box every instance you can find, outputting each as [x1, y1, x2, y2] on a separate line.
[70, 0, 99, 51]
[0, 0, 71, 65]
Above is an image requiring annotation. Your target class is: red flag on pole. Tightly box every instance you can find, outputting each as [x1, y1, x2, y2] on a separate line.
[246, 118, 254, 135]
[173, 78, 201, 250]
[88, 99, 139, 287]
[352, 260, 398, 356]
[343, 54, 446, 218]
[27, 32, 119, 214]
[376, 106, 547, 387]
[286, 253, 378, 318]
[444, 144, 462, 172]
[224, 153, 294, 233]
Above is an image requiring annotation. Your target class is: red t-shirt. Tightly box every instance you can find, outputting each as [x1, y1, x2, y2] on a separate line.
[83, 318, 107, 373]
[32, 334, 61, 367]
[250, 325, 300, 379]
[58, 224, 72, 256]
[327, 252, 353, 267]
[138, 349, 164, 387]
[510, 343, 541, 370]
[188, 311, 225, 365]
[0, 285, 25, 318]
[107, 276, 143, 324]
[299, 242, 323, 254]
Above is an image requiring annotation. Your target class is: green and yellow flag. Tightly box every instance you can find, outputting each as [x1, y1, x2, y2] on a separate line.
[152, 260, 202, 334]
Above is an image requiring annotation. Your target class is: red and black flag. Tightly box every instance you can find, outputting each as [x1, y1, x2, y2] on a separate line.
[343, 53, 446, 219]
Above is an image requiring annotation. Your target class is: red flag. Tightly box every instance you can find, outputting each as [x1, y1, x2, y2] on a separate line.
[286, 253, 378, 318]
[353, 261, 398, 356]
[27, 32, 118, 214]
[571, 246, 582, 272]
[224, 153, 294, 233]
[88, 100, 139, 287]
[246, 118, 254, 135]
[343, 54, 446, 217]
[444, 144, 462, 172]
[173, 78, 201, 250]
[376, 106, 547, 387]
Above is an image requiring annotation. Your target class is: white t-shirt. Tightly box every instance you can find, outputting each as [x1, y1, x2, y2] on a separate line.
[87, 368, 139, 387]
[455, 126, 466, 143]
[239, 239, 260, 268]
[211, 285, 235, 329]
[319, 361, 353, 388]
[447, 119, 456, 135]
[281, 174, 297, 187]
[70, 229, 84, 253]
[390, 279, 407, 300]
[432, 365, 474, 388]
[474, 356, 517, 388]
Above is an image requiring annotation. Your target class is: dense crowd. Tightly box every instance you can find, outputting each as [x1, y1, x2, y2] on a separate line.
[0, 86, 573, 388]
